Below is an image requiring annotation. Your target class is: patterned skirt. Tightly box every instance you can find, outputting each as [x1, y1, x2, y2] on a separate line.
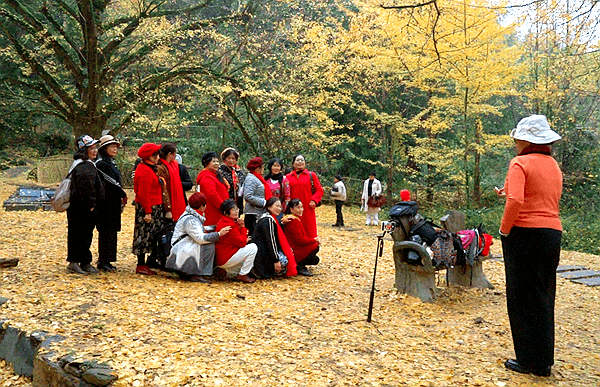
[132, 203, 166, 256]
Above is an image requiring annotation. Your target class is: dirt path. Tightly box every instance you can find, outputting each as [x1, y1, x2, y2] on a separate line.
[1, 180, 599, 386]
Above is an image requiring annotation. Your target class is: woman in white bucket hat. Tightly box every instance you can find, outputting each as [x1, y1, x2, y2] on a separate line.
[497, 115, 562, 377]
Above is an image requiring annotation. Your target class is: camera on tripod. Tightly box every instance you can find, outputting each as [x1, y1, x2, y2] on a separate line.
[381, 220, 397, 233]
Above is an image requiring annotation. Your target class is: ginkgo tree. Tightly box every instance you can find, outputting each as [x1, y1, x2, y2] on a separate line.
[0, 0, 248, 138]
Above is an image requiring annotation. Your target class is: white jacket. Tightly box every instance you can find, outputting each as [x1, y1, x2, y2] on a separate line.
[331, 181, 347, 201]
[361, 178, 382, 211]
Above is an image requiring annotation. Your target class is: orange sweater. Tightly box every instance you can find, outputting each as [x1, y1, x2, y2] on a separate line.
[500, 153, 562, 234]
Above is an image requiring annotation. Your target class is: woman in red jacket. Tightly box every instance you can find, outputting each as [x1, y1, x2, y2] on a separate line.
[286, 154, 324, 239]
[196, 152, 230, 228]
[282, 199, 320, 276]
[159, 142, 186, 221]
[132, 143, 166, 275]
[215, 199, 258, 283]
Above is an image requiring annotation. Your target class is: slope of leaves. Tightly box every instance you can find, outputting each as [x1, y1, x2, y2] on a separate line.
[0, 180, 599, 386]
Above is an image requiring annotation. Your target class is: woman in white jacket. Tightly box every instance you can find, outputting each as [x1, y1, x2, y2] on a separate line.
[361, 172, 382, 226]
[166, 192, 230, 283]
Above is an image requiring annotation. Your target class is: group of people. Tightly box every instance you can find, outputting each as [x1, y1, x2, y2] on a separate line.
[65, 141, 326, 283]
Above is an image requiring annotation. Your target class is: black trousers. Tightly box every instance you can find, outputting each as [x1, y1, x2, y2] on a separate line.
[502, 227, 561, 369]
[98, 230, 118, 264]
[298, 246, 320, 266]
[334, 200, 344, 226]
[67, 208, 95, 266]
[245, 214, 258, 237]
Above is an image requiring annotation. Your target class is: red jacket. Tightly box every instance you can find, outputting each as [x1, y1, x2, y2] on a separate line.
[283, 215, 319, 263]
[196, 169, 229, 226]
[215, 216, 249, 266]
[134, 163, 163, 214]
[286, 169, 324, 238]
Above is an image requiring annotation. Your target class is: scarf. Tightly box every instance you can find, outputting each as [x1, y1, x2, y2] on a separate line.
[162, 158, 186, 221]
[251, 170, 273, 201]
[271, 213, 297, 277]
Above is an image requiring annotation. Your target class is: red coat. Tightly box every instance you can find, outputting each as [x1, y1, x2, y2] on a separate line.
[215, 216, 249, 266]
[162, 159, 186, 221]
[283, 215, 319, 263]
[134, 163, 163, 214]
[196, 169, 229, 226]
[286, 169, 324, 238]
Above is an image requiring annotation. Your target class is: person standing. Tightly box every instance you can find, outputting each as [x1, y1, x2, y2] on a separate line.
[330, 175, 346, 227]
[159, 143, 186, 221]
[196, 152, 230, 228]
[175, 154, 193, 203]
[497, 115, 563, 377]
[361, 172, 382, 226]
[66, 135, 104, 275]
[218, 147, 245, 211]
[265, 157, 291, 217]
[95, 135, 127, 272]
[132, 143, 166, 275]
[286, 154, 324, 239]
[243, 157, 270, 236]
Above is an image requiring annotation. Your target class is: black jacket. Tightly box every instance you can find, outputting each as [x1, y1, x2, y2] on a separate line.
[96, 157, 127, 231]
[250, 215, 281, 279]
[179, 163, 193, 204]
[68, 160, 104, 221]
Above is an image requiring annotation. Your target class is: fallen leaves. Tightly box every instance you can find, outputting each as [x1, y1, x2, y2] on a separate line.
[1, 180, 599, 386]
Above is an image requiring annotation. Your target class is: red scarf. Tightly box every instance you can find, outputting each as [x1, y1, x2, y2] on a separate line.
[162, 159, 186, 221]
[271, 213, 297, 277]
[251, 170, 272, 201]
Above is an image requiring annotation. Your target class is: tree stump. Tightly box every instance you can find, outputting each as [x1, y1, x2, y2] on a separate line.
[447, 256, 494, 289]
[393, 242, 438, 302]
[0, 258, 19, 268]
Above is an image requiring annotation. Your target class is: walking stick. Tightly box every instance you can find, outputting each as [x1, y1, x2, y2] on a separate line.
[367, 232, 386, 323]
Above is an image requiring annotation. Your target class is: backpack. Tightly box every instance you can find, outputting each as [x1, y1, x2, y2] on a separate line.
[410, 218, 440, 246]
[50, 171, 73, 212]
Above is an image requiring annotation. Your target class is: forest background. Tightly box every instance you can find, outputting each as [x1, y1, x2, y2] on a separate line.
[1, 0, 599, 253]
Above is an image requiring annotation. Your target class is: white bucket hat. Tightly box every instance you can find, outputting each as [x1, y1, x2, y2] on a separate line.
[510, 115, 561, 144]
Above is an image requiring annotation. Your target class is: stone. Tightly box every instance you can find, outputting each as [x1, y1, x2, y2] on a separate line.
[0, 297, 8, 306]
[556, 265, 587, 273]
[33, 352, 81, 387]
[558, 270, 600, 279]
[571, 276, 600, 286]
[82, 368, 118, 386]
[0, 326, 34, 377]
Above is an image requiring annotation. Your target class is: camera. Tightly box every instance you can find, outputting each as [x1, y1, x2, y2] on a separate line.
[381, 220, 397, 233]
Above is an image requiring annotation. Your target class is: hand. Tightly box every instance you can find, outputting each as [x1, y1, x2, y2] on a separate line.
[236, 218, 244, 227]
[165, 211, 173, 219]
[314, 236, 321, 244]
[219, 226, 232, 237]
[309, 200, 317, 209]
[274, 261, 282, 272]
[144, 213, 152, 223]
[280, 217, 291, 225]
[494, 186, 506, 197]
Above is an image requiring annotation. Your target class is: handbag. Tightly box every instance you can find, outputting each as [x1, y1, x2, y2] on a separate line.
[309, 172, 322, 207]
[51, 171, 74, 212]
[367, 195, 387, 208]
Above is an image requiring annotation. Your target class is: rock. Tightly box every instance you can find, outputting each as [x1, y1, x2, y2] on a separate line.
[82, 368, 118, 386]
[0, 297, 8, 307]
[0, 326, 34, 376]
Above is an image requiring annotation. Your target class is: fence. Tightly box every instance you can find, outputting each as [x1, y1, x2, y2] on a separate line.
[37, 155, 72, 184]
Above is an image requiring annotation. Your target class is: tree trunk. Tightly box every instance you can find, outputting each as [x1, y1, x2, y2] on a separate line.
[472, 119, 482, 204]
[447, 257, 493, 289]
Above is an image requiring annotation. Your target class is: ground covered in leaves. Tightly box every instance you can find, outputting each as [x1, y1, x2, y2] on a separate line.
[0, 178, 599, 387]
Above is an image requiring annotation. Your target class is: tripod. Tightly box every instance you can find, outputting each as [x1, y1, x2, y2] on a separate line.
[367, 232, 386, 323]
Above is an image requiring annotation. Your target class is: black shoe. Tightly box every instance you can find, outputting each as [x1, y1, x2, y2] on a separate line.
[297, 266, 313, 276]
[67, 262, 88, 275]
[332, 224, 340, 227]
[80, 263, 100, 274]
[97, 263, 116, 272]
[189, 275, 212, 284]
[505, 359, 551, 377]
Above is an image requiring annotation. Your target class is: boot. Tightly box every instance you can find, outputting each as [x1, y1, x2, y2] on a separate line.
[67, 262, 88, 275]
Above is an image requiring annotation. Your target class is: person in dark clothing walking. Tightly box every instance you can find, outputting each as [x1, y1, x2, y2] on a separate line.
[330, 175, 346, 227]
[66, 135, 104, 275]
[95, 135, 127, 272]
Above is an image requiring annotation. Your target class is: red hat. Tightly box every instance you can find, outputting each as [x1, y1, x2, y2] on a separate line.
[400, 189, 411, 201]
[188, 192, 207, 209]
[137, 143, 161, 160]
[246, 157, 263, 171]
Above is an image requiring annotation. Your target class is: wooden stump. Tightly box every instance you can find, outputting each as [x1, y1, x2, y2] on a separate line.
[0, 258, 19, 268]
[447, 257, 494, 289]
[393, 241, 438, 302]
